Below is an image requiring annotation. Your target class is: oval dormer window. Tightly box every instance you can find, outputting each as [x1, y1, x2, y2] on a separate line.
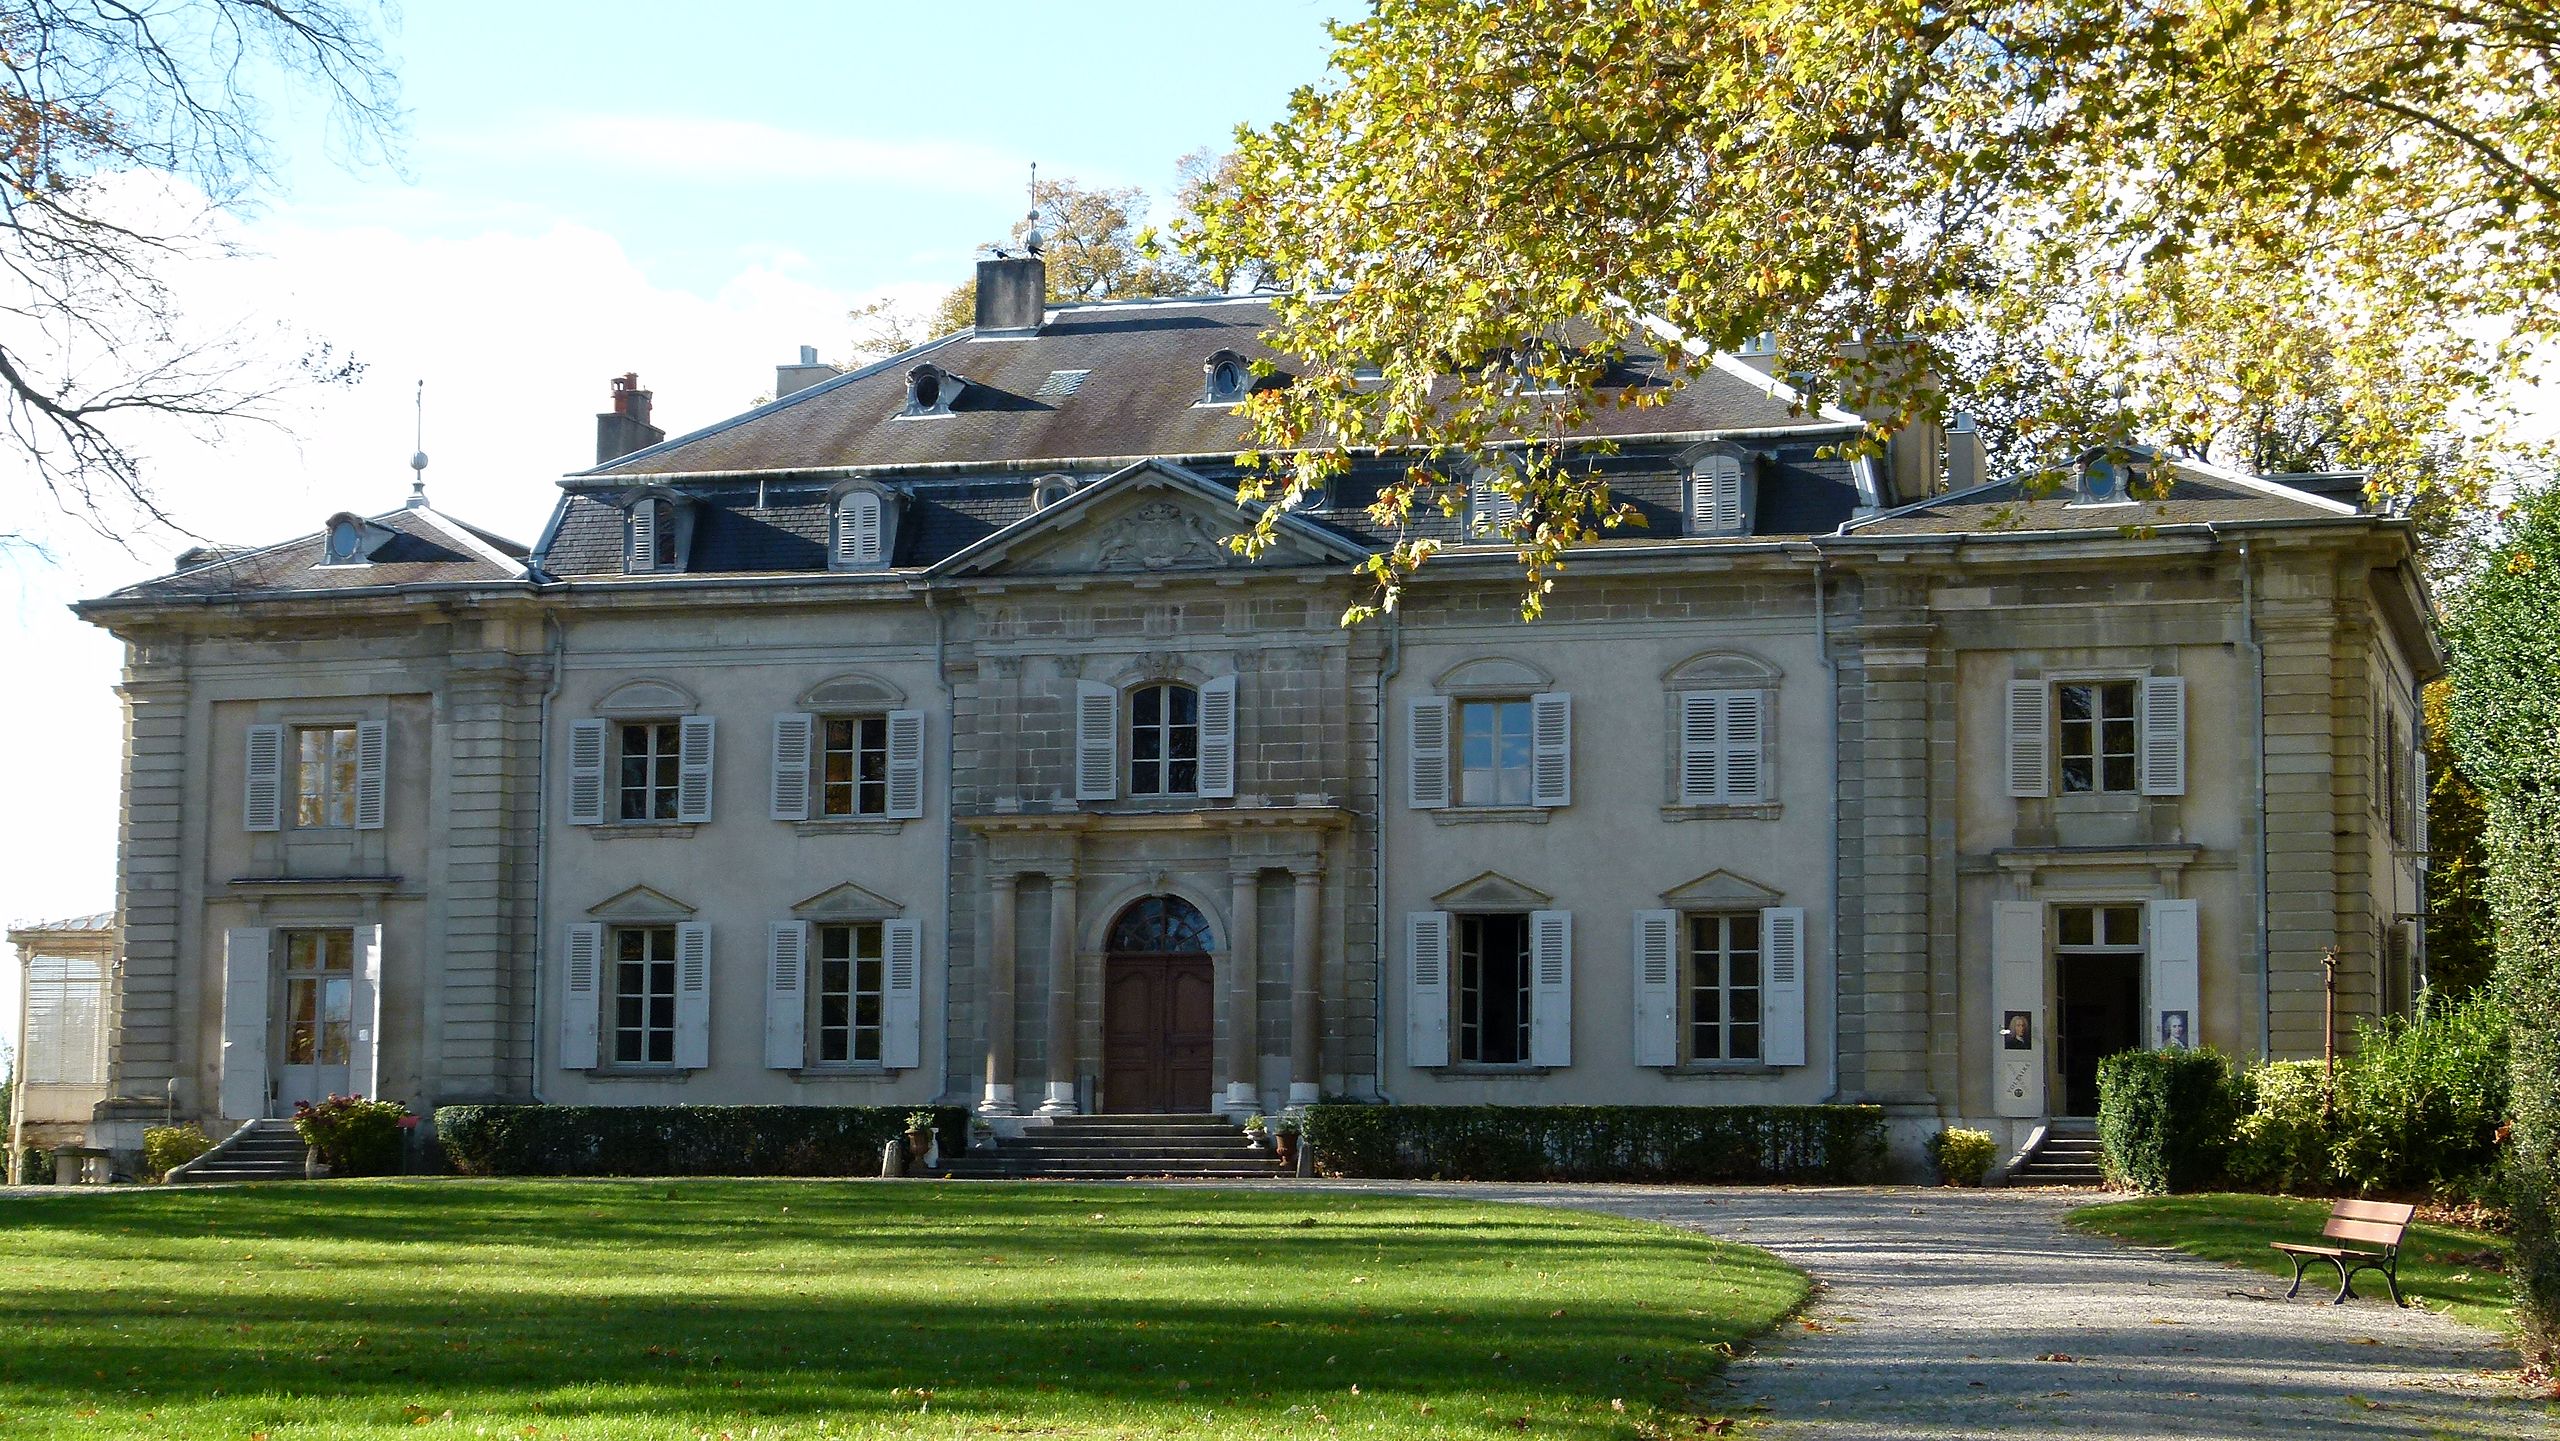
[325, 518, 364, 564]
[1203, 350, 1249, 405]
[904, 363, 959, 416]
[913, 370, 941, 410]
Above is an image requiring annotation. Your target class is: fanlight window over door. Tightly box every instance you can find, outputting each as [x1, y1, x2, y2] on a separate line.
[1106, 895, 1214, 954]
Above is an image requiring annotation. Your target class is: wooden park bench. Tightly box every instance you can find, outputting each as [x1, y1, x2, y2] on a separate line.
[2272, 1199, 2414, 1306]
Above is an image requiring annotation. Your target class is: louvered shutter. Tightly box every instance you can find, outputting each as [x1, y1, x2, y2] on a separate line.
[770, 713, 813, 821]
[1528, 909, 1573, 1067]
[885, 709, 926, 819]
[1723, 691, 1766, 801]
[560, 924, 602, 1070]
[1677, 692, 1721, 803]
[353, 719, 388, 830]
[881, 919, 923, 1069]
[1694, 455, 1744, 534]
[1632, 909, 1680, 1067]
[1406, 911, 1451, 1068]
[1469, 470, 1517, 537]
[2147, 899, 2200, 1050]
[567, 719, 608, 825]
[2005, 680, 2051, 798]
[1196, 675, 1238, 798]
[677, 715, 716, 823]
[1074, 681, 1118, 801]
[674, 921, 712, 1069]
[766, 921, 808, 1069]
[1992, 901, 2045, 1117]
[2412, 739, 2429, 855]
[1760, 906, 1807, 1066]
[244, 724, 285, 832]
[2139, 676, 2187, 796]
[219, 927, 272, 1118]
[627, 502, 656, 573]
[1406, 696, 1450, 809]
[836, 491, 882, 566]
[349, 923, 384, 1097]
[1530, 692, 1572, 807]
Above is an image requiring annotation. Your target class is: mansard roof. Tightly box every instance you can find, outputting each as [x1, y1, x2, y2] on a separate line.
[931, 459, 1370, 579]
[1840, 458, 2360, 538]
[579, 296, 1850, 480]
[91, 503, 531, 606]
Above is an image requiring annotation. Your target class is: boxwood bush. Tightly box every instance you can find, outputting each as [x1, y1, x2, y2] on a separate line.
[1300, 1104, 1886, 1184]
[2096, 1048, 2245, 1193]
[435, 1105, 970, 1177]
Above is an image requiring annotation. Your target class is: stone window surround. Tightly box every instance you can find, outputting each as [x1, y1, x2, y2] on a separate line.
[1660, 648, 1782, 816]
[613, 485, 695, 574]
[825, 479, 903, 571]
[1428, 655, 1554, 818]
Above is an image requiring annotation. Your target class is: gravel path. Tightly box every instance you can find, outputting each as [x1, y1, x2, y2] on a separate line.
[1317, 1182, 2551, 1439]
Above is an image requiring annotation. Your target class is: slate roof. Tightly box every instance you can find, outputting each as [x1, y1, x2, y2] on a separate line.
[95, 504, 530, 604]
[584, 296, 1846, 480]
[1841, 467, 2357, 538]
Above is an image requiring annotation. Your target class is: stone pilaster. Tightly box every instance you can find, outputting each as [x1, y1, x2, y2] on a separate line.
[1288, 867, 1322, 1105]
[1224, 868, 1261, 1113]
[980, 871, 1018, 1114]
[1038, 868, 1079, 1114]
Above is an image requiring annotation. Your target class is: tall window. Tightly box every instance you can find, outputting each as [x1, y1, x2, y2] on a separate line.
[1129, 683, 1199, 796]
[21, 955, 108, 1086]
[1458, 699, 1533, 806]
[2057, 681, 2138, 793]
[612, 926, 678, 1065]
[820, 716, 888, 817]
[1687, 914, 1762, 1062]
[281, 928, 354, 1070]
[816, 921, 885, 1064]
[295, 726, 358, 828]
[1456, 913, 1530, 1064]
[619, 721, 681, 820]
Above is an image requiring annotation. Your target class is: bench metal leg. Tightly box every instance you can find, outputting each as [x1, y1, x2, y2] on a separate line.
[2283, 1251, 2312, 1299]
[2331, 1255, 2355, 1304]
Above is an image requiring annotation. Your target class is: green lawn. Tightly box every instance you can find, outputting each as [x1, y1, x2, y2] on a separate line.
[2069, 1194, 2516, 1335]
[0, 1180, 1805, 1439]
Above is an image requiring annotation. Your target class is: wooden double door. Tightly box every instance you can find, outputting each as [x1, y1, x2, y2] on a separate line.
[1101, 953, 1214, 1113]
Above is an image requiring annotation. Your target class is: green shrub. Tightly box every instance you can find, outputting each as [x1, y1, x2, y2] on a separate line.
[292, 1096, 411, 1176]
[2227, 1060, 2335, 1194]
[1298, 1105, 1886, 1184]
[142, 1125, 212, 1182]
[2096, 1048, 2243, 1193]
[1927, 1127, 1997, 1186]
[16, 1147, 54, 1185]
[435, 1105, 971, 1177]
[2333, 993, 2510, 1195]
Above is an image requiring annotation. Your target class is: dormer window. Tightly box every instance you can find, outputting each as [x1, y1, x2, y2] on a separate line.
[1688, 452, 1752, 537]
[833, 489, 884, 568]
[1466, 465, 1519, 539]
[1202, 349, 1249, 406]
[903, 363, 963, 417]
[624, 493, 687, 574]
[324, 517, 366, 565]
[2073, 445, 2154, 506]
[1032, 473, 1076, 509]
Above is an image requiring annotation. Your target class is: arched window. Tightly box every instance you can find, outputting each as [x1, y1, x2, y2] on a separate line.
[2075, 445, 2152, 505]
[1128, 682, 1200, 795]
[903, 363, 963, 417]
[834, 489, 884, 567]
[1690, 453, 1747, 535]
[1107, 894, 1214, 953]
[628, 497, 678, 573]
[1032, 473, 1075, 509]
[1202, 349, 1249, 405]
[324, 517, 365, 564]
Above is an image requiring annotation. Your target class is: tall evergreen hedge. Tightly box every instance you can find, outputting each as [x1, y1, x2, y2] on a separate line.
[435, 1105, 968, 1177]
[2095, 1049, 2243, 1193]
[2442, 478, 2560, 1370]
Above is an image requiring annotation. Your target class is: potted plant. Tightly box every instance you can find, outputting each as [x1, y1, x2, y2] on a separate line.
[1273, 1114, 1301, 1167]
[904, 1110, 938, 1162]
[1240, 1113, 1269, 1149]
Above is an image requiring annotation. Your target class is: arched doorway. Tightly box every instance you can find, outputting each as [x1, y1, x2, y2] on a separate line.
[1101, 895, 1215, 1113]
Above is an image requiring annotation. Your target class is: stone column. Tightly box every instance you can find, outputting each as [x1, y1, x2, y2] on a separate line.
[1038, 869, 1079, 1114]
[979, 871, 1018, 1115]
[1288, 867, 1323, 1106]
[1223, 868, 1262, 1115]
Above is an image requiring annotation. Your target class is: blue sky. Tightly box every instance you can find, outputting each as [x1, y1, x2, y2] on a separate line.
[0, 0, 1356, 1065]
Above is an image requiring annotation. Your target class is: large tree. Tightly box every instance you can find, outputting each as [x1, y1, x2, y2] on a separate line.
[1183, 0, 2558, 619]
[0, 1, 398, 542]
[921, 171, 1200, 339]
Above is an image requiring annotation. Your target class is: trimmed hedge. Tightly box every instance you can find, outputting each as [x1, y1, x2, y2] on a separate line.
[1300, 1104, 1887, 1184]
[2096, 1049, 2244, 1193]
[435, 1105, 970, 1177]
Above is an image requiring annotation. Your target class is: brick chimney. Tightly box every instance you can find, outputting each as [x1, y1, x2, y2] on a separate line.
[595, 373, 665, 466]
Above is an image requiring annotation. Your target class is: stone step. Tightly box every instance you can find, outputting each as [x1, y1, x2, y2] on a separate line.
[938, 1164, 1288, 1180]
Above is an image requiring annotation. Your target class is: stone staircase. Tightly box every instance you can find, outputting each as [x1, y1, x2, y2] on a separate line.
[936, 1114, 1291, 1181]
[167, 1118, 307, 1183]
[2007, 1125, 2108, 1188]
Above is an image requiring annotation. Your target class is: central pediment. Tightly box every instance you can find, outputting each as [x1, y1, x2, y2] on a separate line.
[932, 459, 1368, 580]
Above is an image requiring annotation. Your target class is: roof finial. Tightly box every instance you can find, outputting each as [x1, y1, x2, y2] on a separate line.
[407, 378, 430, 507]
[1022, 160, 1044, 256]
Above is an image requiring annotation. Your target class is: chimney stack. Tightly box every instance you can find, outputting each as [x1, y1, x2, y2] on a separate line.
[1945, 412, 1987, 491]
[595, 373, 666, 466]
[775, 343, 844, 401]
[975, 254, 1046, 335]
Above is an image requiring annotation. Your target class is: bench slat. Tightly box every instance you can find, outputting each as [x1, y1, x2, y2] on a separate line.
[2332, 1199, 2416, 1225]
[2323, 1216, 2409, 1247]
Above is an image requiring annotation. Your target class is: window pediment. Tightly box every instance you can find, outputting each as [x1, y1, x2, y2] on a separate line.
[790, 880, 904, 921]
[1432, 870, 1554, 910]
[1664, 650, 1781, 687]
[1660, 868, 1784, 907]
[798, 672, 906, 710]
[587, 884, 697, 920]
[1435, 656, 1552, 696]
[595, 677, 700, 718]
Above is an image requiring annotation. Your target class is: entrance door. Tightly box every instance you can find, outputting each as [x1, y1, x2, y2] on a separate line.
[2056, 952, 2142, 1117]
[275, 928, 354, 1112]
[1100, 895, 1218, 1113]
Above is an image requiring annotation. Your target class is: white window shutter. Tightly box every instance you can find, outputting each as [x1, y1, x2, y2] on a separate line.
[765, 921, 808, 1069]
[677, 715, 716, 823]
[1760, 906, 1807, 1066]
[836, 491, 883, 566]
[1677, 692, 1721, 803]
[2147, 899, 2200, 1049]
[1469, 470, 1516, 537]
[1992, 901, 2045, 1117]
[1632, 909, 1680, 1067]
[567, 719, 608, 825]
[244, 724, 285, 832]
[349, 923, 384, 1097]
[1531, 692, 1572, 807]
[1406, 696, 1450, 809]
[219, 927, 272, 1118]
[353, 719, 388, 830]
[560, 924, 602, 1070]
[1723, 691, 1766, 801]
[1694, 455, 1744, 534]
[2005, 679, 2051, 798]
[770, 713, 813, 821]
[885, 709, 927, 819]
[881, 919, 923, 1069]
[1406, 911, 1450, 1067]
[1074, 680, 1118, 802]
[2139, 675, 2187, 796]
[1529, 909, 1573, 1066]
[627, 502, 656, 573]
[2412, 738, 2429, 855]
[1196, 675, 1238, 799]
[674, 921, 712, 1069]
